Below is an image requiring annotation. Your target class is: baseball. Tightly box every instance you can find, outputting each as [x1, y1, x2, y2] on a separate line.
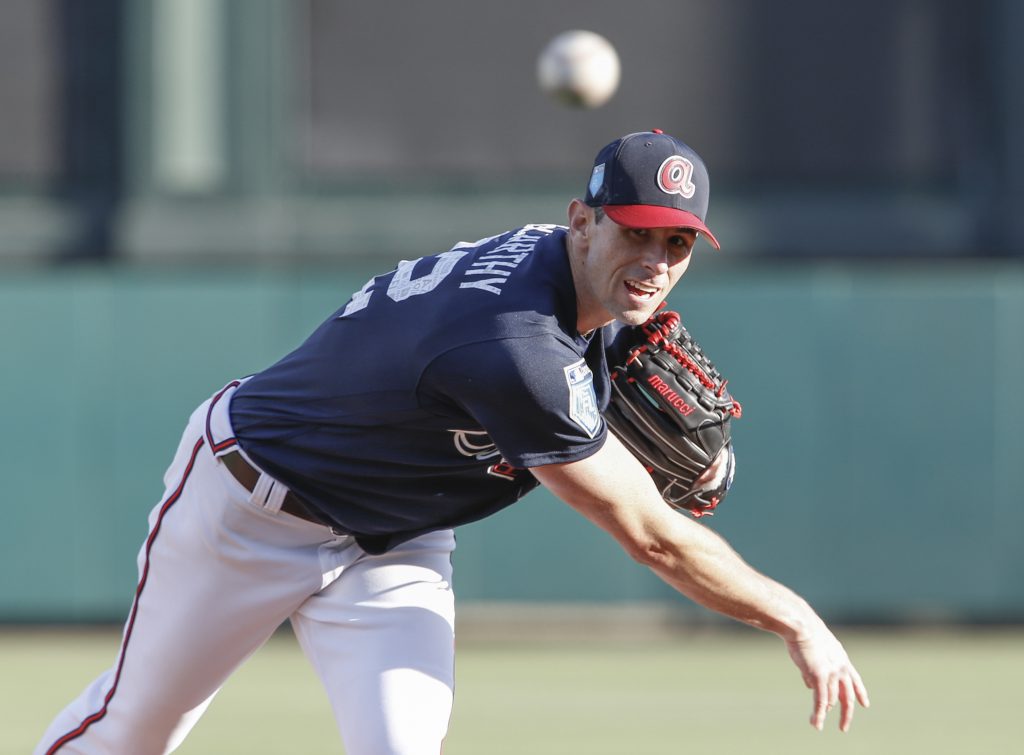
[537, 30, 621, 109]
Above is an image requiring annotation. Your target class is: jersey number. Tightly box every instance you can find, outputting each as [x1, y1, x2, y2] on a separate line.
[339, 250, 468, 317]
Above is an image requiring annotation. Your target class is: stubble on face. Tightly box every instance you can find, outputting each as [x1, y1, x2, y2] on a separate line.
[566, 200, 693, 333]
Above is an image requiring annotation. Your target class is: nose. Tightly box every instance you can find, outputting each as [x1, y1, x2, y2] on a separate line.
[640, 243, 670, 275]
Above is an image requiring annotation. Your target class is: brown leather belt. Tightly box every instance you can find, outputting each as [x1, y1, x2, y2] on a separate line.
[220, 450, 327, 527]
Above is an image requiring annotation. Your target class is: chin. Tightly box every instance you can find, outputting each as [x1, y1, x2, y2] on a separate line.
[617, 309, 655, 326]
[603, 294, 664, 326]
[631, 300, 666, 322]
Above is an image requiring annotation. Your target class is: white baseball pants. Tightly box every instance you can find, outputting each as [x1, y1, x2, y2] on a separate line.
[36, 386, 457, 754]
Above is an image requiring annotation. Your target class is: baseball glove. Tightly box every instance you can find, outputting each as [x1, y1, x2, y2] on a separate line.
[605, 309, 742, 517]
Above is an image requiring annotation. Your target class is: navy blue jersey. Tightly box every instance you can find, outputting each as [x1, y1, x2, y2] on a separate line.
[230, 224, 616, 552]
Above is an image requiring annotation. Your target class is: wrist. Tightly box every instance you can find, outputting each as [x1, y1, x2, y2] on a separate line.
[773, 600, 826, 643]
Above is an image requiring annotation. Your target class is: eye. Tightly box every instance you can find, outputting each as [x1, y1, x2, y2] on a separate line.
[668, 235, 693, 260]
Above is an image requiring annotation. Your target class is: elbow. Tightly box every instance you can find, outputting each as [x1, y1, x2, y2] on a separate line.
[622, 534, 676, 570]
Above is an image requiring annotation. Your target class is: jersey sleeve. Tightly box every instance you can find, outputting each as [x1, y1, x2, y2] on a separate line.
[420, 335, 607, 468]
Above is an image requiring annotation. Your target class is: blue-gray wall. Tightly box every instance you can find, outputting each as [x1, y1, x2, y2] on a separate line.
[3, 259, 1021, 622]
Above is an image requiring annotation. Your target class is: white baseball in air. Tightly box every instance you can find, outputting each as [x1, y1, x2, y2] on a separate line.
[537, 30, 621, 109]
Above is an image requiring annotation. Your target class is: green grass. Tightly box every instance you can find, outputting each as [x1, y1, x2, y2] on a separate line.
[5, 626, 1022, 754]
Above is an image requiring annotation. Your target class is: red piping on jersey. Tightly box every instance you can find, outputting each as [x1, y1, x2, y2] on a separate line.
[43, 436, 206, 754]
[205, 379, 241, 454]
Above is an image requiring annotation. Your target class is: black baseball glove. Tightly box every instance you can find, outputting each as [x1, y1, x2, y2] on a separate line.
[605, 309, 742, 517]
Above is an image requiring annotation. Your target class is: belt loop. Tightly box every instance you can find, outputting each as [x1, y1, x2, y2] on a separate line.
[251, 472, 286, 514]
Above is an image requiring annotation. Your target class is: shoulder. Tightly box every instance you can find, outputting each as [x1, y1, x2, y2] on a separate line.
[422, 332, 589, 413]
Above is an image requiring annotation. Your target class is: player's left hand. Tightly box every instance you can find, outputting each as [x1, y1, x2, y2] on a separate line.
[784, 626, 870, 732]
[604, 309, 742, 518]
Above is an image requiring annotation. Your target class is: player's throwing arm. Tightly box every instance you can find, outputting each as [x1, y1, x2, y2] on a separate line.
[533, 309, 870, 732]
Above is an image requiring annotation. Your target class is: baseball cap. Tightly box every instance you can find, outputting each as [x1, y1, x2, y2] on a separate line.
[584, 129, 720, 250]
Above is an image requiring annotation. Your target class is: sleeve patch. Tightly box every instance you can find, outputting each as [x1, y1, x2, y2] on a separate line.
[564, 359, 602, 439]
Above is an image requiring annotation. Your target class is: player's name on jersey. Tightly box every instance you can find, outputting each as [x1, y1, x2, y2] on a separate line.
[458, 224, 559, 295]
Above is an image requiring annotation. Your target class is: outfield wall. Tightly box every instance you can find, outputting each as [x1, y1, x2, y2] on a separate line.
[2, 259, 1022, 622]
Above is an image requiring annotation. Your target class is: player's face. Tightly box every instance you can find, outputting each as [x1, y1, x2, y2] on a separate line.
[567, 200, 695, 332]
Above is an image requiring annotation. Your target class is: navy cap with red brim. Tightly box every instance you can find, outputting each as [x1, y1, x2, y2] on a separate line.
[603, 204, 721, 250]
[585, 130, 721, 251]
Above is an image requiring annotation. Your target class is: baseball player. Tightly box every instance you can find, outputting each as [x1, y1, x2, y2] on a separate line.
[37, 130, 869, 754]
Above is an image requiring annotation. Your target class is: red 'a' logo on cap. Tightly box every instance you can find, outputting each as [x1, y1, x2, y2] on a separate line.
[657, 156, 696, 199]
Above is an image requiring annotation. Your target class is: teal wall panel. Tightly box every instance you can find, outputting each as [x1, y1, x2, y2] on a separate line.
[2, 261, 1022, 621]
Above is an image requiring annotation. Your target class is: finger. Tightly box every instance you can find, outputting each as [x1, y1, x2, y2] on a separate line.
[811, 679, 828, 730]
[828, 673, 840, 712]
[852, 668, 871, 708]
[838, 679, 854, 732]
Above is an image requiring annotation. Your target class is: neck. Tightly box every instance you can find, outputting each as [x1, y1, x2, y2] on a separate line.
[565, 232, 609, 334]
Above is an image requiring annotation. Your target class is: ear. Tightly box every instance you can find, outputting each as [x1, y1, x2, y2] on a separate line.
[566, 199, 593, 244]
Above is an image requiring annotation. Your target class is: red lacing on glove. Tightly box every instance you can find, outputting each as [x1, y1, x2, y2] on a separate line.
[622, 309, 745, 422]
[662, 341, 742, 418]
[691, 496, 720, 518]
[627, 310, 744, 418]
